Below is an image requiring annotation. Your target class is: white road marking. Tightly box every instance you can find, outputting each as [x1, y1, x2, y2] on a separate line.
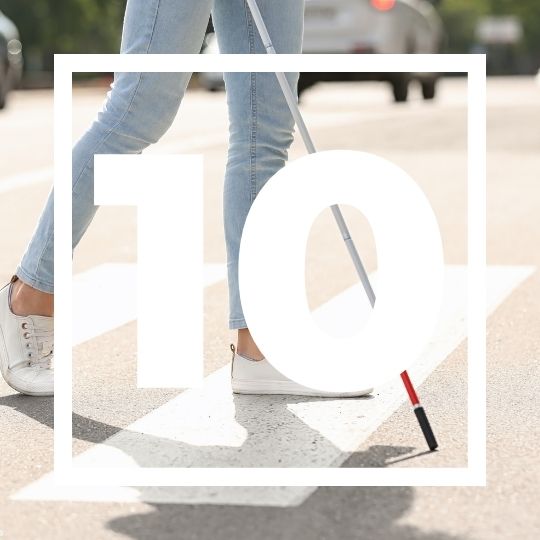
[0, 166, 53, 195]
[0, 106, 411, 195]
[12, 265, 535, 507]
[0, 134, 230, 197]
[73, 263, 226, 346]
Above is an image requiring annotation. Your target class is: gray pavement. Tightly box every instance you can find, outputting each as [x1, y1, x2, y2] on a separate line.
[0, 76, 539, 539]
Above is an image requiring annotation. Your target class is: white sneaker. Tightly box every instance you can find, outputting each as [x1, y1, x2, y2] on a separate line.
[0, 276, 54, 396]
[230, 344, 372, 397]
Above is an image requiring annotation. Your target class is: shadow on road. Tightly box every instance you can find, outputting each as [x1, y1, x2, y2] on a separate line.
[0, 392, 468, 540]
[107, 483, 467, 540]
[0, 393, 122, 442]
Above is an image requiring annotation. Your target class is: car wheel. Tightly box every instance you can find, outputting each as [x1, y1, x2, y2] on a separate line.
[0, 76, 7, 110]
[0, 44, 8, 109]
[391, 77, 409, 103]
[421, 79, 437, 100]
[297, 72, 317, 99]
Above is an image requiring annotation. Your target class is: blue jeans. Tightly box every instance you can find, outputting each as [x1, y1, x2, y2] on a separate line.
[15, 0, 304, 329]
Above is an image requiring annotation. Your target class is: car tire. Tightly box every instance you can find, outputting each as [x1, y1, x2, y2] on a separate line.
[421, 79, 437, 100]
[0, 75, 7, 110]
[298, 72, 317, 99]
[0, 74, 7, 109]
[0, 42, 8, 109]
[391, 77, 409, 103]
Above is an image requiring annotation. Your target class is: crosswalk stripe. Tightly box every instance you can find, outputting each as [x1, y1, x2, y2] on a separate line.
[73, 263, 226, 346]
[0, 107, 404, 195]
[0, 166, 53, 195]
[12, 265, 535, 507]
[0, 134, 228, 196]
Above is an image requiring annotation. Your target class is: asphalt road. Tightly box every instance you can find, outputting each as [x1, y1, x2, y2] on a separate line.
[0, 76, 539, 539]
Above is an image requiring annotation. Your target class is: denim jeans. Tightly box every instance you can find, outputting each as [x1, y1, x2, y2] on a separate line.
[15, 0, 304, 329]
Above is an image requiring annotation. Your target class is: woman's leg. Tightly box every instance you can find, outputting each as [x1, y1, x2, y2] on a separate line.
[213, 0, 304, 358]
[2, 0, 214, 396]
[13, 0, 212, 311]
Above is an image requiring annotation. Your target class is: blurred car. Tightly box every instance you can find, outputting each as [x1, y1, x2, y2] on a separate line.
[300, 0, 444, 101]
[199, 0, 444, 102]
[0, 9, 23, 109]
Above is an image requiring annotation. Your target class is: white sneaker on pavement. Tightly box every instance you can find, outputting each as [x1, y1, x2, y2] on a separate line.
[230, 344, 372, 397]
[0, 276, 54, 396]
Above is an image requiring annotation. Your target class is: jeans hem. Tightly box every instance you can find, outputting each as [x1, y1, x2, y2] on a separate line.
[14, 265, 54, 294]
[229, 318, 247, 330]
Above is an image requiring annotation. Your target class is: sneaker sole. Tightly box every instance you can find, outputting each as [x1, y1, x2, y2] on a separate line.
[232, 379, 373, 398]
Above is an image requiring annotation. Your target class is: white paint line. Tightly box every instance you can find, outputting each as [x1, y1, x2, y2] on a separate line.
[0, 131, 226, 197]
[0, 136, 226, 198]
[0, 134, 229, 198]
[0, 109, 386, 197]
[73, 263, 226, 346]
[0, 107, 403, 197]
[12, 265, 535, 507]
[0, 166, 53, 195]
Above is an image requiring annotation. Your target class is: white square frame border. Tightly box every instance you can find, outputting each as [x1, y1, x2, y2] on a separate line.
[54, 53, 486, 487]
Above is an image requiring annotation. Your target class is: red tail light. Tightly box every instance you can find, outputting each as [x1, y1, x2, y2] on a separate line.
[371, 0, 396, 11]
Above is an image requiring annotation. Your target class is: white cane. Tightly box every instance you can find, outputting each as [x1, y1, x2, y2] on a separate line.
[244, 0, 438, 451]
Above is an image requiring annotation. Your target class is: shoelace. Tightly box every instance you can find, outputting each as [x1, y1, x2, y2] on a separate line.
[21, 321, 54, 369]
